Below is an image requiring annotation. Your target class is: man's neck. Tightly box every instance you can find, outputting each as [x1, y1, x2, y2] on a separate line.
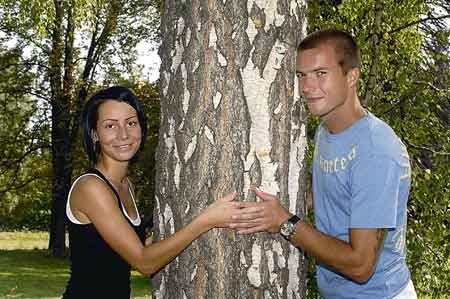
[322, 96, 366, 134]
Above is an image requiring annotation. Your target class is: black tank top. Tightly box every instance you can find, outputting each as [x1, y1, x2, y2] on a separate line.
[62, 168, 144, 299]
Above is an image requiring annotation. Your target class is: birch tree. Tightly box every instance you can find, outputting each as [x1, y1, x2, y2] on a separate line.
[154, 0, 309, 298]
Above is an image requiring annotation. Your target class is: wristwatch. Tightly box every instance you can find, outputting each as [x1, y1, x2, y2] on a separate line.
[280, 215, 301, 240]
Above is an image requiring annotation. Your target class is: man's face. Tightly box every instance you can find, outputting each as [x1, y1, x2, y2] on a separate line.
[296, 45, 352, 120]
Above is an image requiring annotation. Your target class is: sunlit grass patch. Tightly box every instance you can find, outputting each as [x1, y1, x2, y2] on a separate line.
[0, 231, 51, 250]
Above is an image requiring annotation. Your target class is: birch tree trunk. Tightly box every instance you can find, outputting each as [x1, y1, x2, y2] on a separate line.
[154, 0, 308, 298]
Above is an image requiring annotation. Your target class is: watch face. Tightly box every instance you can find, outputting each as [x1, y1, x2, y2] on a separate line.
[281, 222, 294, 237]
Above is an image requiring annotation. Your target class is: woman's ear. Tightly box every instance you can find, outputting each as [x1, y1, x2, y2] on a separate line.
[347, 67, 360, 88]
[91, 130, 98, 143]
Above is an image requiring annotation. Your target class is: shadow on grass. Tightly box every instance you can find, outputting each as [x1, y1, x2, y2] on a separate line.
[0, 249, 151, 299]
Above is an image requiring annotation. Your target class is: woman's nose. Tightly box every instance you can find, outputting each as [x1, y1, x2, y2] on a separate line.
[118, 125, 129, 140]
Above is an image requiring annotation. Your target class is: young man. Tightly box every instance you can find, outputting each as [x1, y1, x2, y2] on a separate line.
[231, 29, 417, 298]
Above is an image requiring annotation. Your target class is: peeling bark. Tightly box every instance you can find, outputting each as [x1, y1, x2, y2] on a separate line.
[154, 0, 308, 298]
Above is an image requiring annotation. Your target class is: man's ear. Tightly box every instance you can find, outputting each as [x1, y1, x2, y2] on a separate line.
[347, 67, 360, 87]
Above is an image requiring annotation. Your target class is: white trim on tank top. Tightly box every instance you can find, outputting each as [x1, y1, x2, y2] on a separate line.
[66, 173, 141, 226]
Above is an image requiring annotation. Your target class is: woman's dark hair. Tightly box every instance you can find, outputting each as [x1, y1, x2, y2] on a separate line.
[81, 86, 148, 164]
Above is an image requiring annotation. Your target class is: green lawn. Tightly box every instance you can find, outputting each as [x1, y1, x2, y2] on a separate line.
[0, 231, 151, 299]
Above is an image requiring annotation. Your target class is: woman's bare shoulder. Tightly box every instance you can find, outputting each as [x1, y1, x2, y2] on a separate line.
[71, 175, 115, 207]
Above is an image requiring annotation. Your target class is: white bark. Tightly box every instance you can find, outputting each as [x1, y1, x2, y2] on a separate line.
[154, 0, 308, 298]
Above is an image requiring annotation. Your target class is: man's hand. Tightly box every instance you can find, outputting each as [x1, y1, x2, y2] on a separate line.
[230, 186, 291, 234]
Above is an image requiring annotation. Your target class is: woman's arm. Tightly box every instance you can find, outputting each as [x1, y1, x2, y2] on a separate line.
[70, 176, 238, 276]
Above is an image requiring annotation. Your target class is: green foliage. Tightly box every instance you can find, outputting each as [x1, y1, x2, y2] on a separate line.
[0, 46, 52, 231]
[0, 0, 55, 38]
[307, 0, 450, 297]
[408, 167, 450, 298]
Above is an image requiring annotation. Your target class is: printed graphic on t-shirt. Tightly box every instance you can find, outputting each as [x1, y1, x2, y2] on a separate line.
[319, 146, 356, 174]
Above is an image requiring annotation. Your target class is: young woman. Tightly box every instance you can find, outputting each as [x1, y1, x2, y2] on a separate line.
[62, 86, 239, 298]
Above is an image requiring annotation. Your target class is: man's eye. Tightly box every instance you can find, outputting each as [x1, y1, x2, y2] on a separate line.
[316, 71, 326, 77]
[296, 73, 305, 78]
[105, 124, 115, 129]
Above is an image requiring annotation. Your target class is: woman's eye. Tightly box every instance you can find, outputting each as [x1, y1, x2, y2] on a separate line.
[128, 121, 138, 127]
[105, 124, 115, 129]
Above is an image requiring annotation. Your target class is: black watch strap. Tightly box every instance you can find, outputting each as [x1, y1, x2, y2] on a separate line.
[288, 215, 301, 225]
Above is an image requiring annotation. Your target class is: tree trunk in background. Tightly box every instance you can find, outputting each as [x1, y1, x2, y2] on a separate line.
[48, 0, 122, 257]
[154, 0, 308, 298]
[48, 0, 71, 257]
[362, 0, 382, 107]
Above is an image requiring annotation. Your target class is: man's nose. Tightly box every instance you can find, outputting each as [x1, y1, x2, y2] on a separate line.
[299, 75, 317, 95]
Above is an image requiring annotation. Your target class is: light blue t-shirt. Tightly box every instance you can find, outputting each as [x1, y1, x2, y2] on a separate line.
[313, 112, 412, 299]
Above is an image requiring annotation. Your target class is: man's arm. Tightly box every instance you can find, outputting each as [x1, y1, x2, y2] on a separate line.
[290, 222, 387, 283]
[231, 187, 387, 283]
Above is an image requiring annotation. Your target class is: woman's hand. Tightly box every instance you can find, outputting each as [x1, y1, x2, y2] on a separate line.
[197, 191, 239, 229]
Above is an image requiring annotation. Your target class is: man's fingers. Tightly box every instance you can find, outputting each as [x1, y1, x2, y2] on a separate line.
[230, 214, 264, 223]
[229, 221, 261, 229]
[237, 225, 267, 234]
[234, 201, 260, 209]
[223, 191, 237, 201]
[250, 186, 275, 201]
[233, 205, 264, 214]
[232, 210, 267, 221]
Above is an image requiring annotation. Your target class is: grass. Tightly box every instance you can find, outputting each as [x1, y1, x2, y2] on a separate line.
[0, 231, 151, 299]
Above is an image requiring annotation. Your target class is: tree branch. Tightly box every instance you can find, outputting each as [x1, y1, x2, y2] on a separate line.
[406, 141, 450, 156]
[388, 14, 450, 35]
[0, 175, 51, 195]
[415, 80, 450, 94]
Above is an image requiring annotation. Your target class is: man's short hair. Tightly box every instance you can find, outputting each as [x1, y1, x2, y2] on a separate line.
[298, 29, 361, 74]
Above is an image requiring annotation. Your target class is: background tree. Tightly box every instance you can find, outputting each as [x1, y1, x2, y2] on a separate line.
[153, 0, 309, 298]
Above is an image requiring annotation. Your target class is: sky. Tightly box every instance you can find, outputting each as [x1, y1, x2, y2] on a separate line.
[136, 40, 161, 83]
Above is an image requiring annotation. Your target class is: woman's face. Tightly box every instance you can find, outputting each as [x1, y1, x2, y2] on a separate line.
[93, 100, 142, 164]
